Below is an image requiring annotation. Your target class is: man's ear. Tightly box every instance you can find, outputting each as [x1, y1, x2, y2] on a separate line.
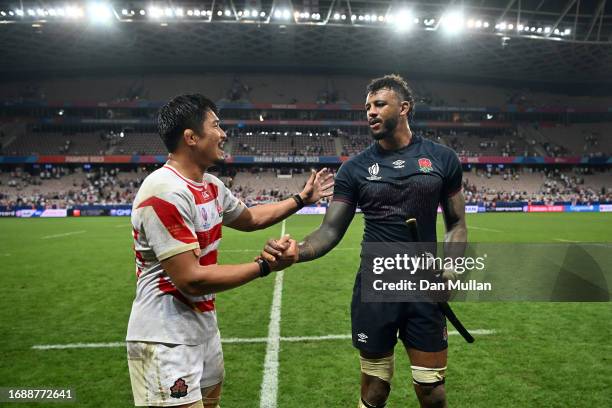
[183, 129, 198, 147]
[400, 101, 411, 117]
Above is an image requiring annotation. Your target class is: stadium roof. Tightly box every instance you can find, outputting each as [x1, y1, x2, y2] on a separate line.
[0, 0, 611, 86]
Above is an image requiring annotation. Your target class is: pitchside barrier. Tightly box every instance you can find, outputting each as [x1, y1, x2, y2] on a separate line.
[1, 203, 611, 218]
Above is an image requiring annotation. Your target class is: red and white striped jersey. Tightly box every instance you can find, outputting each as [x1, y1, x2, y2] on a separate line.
[126, 164, 246, 345]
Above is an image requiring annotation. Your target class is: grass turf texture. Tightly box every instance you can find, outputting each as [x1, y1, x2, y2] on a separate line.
[0, 213, 610, 407]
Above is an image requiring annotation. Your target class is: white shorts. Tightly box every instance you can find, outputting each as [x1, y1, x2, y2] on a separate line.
[127, 333, 224, 407]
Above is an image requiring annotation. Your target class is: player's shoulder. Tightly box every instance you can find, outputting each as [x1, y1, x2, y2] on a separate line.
[143, 166, 190, 190]
[203, 173, 225, 188]
[133, 166, 192, 207]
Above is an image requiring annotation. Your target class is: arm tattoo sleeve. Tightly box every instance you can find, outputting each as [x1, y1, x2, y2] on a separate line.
[297, 201, 356, 262]
[441, 192, 468, 259]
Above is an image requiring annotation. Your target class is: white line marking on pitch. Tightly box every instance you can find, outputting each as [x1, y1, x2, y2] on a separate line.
[31, 330, 497, 350]
[553, 239, 612, 247]
[41, 230, 86, 239]
[259, 219, 286, 408]
[469, 226, 503, 233]
[33, 342, 126, 350]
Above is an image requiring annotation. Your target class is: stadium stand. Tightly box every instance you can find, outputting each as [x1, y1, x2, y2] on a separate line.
[1, 165, 609, 208]
[231, 131, 337, 156]
[3, 74, 612, 107]
[462, 167, 611, 204]
[4, 124, 607, 159]
[5, 132, 108, 155]
[227, 169, 314, 205]
[1, 74, 610, 208]
[3, 131, 168, 156]
[532, 123, 612, 157]
[0, 166, 147, 207]
[109, 132, 167, 155]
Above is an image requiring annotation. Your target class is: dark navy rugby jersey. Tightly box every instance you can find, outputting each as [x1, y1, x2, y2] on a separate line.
[333, 135, 462, 243]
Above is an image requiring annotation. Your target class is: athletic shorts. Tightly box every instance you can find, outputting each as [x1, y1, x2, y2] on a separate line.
[127, 332, 224, 407]
[351, 273, 448, 354]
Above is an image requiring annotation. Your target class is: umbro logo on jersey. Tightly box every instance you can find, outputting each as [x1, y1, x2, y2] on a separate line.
[366, 163, 382, 181]
[357, 333, 368, 343]
[392, 160, 405, 169]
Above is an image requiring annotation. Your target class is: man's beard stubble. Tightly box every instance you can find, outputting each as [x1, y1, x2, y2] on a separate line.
[370, 116, 398, 141]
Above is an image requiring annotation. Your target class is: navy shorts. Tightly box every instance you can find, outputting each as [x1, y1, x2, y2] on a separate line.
[351, 273, 448, 354]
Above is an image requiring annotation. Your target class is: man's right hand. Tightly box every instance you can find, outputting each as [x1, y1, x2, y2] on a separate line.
[259, 234, 298, 271]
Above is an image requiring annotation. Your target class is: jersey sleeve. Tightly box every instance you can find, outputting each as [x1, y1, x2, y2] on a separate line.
[441, 149, 463, 197]
[220, 183, 246, 225]
[136, 190, 199, 261]
[333, 161, 358, 205]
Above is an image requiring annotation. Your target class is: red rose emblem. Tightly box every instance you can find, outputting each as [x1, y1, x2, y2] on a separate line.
[418, 158, 432, 168]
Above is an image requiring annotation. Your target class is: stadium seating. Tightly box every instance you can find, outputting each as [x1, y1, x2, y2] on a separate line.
[2, 124, 609, 160]
[533, 123, 612, 156]
[228, 170, 313, 204]
[0, 166, 147, 207]
[3, 74, 612, 107]
[341, 134, 373, 156]
[5, 132, 108, 155]
[231, 132, 337, 156]
[2, 165, 609, 208]
[3, 131, 168, 156]
[462, 167, 611, 203]
[110, 133, 167, 155]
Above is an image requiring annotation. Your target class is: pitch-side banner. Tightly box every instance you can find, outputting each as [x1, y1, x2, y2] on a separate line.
[598, 204, 612, 212]
[1, 155, 611, 165]
[15, 209, 67, 218]
[359, 243, 612, 302]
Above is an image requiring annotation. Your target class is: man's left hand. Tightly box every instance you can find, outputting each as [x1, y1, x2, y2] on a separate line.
[299, 168, 334, 205]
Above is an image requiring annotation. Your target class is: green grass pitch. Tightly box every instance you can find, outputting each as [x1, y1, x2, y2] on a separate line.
[0, 213, 611, 407]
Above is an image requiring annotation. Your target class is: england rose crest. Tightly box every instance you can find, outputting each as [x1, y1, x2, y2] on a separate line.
[418, 158, 433, 172]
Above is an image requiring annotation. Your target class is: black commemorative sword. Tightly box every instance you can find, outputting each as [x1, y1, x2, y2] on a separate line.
[405, 218, 475, 343]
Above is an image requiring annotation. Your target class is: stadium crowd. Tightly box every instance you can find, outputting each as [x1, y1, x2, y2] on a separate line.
[0, 166, 145, 208]
[1, 165, 610, 209]
[3, 124, 609, 159]
[462, 167, 611, 205]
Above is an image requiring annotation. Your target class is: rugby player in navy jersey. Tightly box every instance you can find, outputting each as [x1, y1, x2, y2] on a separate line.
[261, 75, 467, 407]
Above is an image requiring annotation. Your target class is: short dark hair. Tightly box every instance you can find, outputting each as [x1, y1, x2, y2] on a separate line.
[367, 74, 415, 112]
[157, 94, 218, 153]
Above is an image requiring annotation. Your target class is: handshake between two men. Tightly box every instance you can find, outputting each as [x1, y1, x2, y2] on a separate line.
[256, 234, 300, 272]
[251, 166, 335, 274]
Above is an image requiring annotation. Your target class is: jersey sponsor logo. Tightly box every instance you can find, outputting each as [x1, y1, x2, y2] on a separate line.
[357, 332, 368, 343]
[418, 157, 433, 173]
[366, 163, 382, 181]
[392, 159, 405, 169]
[170, 378, 188, 398]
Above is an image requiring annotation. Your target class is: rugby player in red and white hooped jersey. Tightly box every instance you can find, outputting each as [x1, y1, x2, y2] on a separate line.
[126, 94, 333, 408]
